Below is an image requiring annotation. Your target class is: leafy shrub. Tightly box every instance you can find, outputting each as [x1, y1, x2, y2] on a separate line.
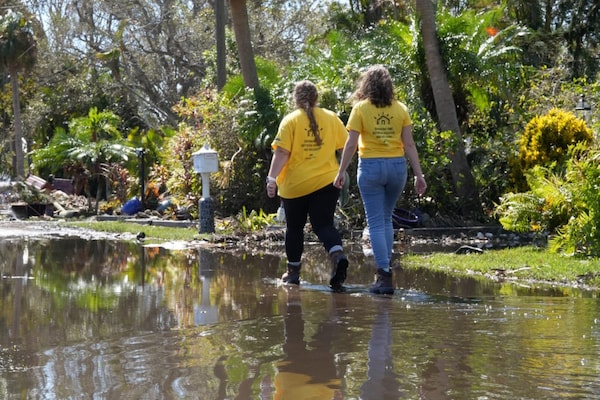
[10, 181, 51, 204]
[161, 124, 202, 214]
[497, 144, 600, 257]
[166, 88, 281, 218]
[235, 86, 281, 151]
[549, 147, 600, 256]
[517, 108, 592, 174]
[495, 166, 573, 234]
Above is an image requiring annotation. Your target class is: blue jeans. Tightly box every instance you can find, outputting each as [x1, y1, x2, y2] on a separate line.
[358, 157, 407, 269]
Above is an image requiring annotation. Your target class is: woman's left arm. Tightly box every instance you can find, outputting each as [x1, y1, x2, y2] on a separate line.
[401, 125, 427, 196]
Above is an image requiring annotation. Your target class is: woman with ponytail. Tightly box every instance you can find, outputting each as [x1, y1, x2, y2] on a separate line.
[266, 80, 349, 291]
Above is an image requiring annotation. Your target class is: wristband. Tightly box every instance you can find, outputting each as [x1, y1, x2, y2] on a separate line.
[266, 176, 276, 184]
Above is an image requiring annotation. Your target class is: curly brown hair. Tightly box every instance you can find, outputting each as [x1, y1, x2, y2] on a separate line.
[353, 65, 394, 108]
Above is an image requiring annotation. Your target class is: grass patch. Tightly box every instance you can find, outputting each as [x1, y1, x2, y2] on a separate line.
[404, 246, 600, 287]
[65, 220, 208, 242]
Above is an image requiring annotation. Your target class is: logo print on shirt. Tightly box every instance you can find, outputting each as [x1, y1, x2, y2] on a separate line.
[374, 113, 394, 144]
[302, 127, 322, 160]
[375, 113, 393, 125]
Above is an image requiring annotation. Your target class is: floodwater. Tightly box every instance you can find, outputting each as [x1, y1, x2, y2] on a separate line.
[1, 233, 600, 399]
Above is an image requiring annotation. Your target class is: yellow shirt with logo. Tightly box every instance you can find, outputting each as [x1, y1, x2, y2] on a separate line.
[346, 99, 412, 158]
[272, 107, 347, 199]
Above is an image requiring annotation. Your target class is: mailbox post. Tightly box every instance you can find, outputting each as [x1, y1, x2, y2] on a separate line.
[192, 144, 219, 233]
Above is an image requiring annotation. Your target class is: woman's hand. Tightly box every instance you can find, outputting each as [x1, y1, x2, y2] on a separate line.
[333, 172, 346, 189]
[414, 175, 427, 196]
[266, 176, 277, 198]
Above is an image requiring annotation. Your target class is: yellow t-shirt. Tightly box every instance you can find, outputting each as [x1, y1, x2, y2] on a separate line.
[346, 99, 412, 158]
[272, 107, 348, 199]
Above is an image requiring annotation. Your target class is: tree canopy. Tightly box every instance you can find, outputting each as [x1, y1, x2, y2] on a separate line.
[0, 0, 597, 243]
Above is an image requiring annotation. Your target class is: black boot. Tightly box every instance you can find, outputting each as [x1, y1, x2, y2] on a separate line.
[281, 263, 301, 285]
[370, 269, 394, 295]
[329, 251, 348, 291]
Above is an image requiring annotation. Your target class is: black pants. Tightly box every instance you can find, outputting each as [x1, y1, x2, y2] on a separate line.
[282, 184, 342, 263]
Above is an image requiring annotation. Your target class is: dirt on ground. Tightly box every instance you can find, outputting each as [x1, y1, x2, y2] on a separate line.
[0, 218, 139, 241]
[0, 209, 543, 257]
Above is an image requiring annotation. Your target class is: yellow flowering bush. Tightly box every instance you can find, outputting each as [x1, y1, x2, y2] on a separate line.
[518, 108, 592, 171]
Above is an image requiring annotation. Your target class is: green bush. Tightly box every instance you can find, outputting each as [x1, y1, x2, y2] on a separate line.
[496, 166, 573, 234]
[549, 147, 600, 256]
[233, 206, 277, 232]
[165, 88, 280, 218]
[517, 108, 592, 172]
[497, 144, 600, 257]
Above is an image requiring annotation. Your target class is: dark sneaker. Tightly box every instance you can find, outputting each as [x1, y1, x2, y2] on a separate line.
[329, 251, 348, 291]
[369, 269, 394, 295]
[281, 263, 301, 285]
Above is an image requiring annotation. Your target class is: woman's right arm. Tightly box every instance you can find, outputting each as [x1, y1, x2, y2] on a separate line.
[333, 130, 359, 189]
[266, 147, 290, 198]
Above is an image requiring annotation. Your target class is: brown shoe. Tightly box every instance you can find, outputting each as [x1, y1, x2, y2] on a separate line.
[281, 263, 301, 285]
[369, 269, 394, 295]
[329, 251, 348, 291]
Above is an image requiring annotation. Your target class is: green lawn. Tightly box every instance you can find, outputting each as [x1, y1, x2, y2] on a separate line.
[403, 246, 600, 288]
[65, 220, 208, 242]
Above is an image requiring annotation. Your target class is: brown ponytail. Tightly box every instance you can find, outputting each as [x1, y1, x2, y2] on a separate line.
[293, 80, 322, 145]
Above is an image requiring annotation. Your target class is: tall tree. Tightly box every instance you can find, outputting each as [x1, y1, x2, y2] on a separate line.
[415, 0, 481, 216]
[229, 0, 259, 88]
[506, 0, 600, 79]
[0, 9, 37, 178]
[215, 0, 227, 89]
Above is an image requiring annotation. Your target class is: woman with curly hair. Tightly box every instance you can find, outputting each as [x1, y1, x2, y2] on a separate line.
[334, 65, 427, 294]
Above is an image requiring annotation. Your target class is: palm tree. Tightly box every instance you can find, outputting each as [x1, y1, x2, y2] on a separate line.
[31, 108, 134, 213]
[229, 0, 259, 88]
[0, 10, 37, 178]
[415, 0, 481, 216]
[215, 0, 227, 90]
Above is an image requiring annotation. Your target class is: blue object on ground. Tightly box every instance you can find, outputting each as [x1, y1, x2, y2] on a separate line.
[122, 198, 142, 215]
[157, 199, 172, 212]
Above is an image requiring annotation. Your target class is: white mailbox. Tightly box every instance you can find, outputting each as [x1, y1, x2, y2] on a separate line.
[192, 144, 219, 174]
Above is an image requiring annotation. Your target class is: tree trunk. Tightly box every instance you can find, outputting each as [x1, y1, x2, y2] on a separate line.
[415, 0, 481, 216]
[10, 65, 25, 178]
[215, 0, 227, 90]
[229, 0, 259, 88]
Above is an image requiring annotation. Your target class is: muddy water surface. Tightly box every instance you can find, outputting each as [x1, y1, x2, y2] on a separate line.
[1, 233, 600, 399]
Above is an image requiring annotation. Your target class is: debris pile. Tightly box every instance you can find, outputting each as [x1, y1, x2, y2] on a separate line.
[1, 175, 88, 219]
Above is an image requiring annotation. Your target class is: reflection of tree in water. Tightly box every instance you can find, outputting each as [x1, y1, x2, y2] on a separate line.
[417, 305, 474, 400]
[144, 245, 281, 328]
[0, 239, 177, 341]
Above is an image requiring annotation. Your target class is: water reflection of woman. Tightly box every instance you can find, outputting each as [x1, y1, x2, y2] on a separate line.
[274, 288, 343, 399]
[360, 299, 402, 399]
